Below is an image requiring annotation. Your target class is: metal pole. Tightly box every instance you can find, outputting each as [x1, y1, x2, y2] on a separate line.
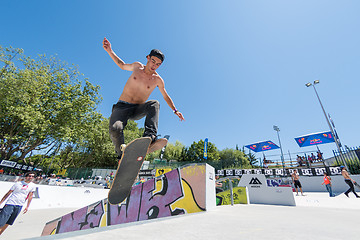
[312, 84, 348, 170]
[274, 126, 286, 173]
[229, 178, 234, 206]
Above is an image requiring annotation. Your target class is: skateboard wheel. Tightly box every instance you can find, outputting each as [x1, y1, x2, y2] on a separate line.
[120, 144, 126, 152]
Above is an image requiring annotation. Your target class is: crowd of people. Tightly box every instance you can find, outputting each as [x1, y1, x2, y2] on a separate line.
[296, 151, 323, 166]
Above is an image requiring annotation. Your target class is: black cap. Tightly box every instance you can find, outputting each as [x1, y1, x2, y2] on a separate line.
[148, 49, 164, 62]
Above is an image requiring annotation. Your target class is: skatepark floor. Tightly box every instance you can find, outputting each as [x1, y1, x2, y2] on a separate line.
[2, 192, 360, 240]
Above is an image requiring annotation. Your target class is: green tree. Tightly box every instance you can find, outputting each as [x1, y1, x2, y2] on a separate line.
[244, 147, 258, 167]
[162, 141, 186, 161]
[219, 148, 251, 169]
[0, 46, 102, 163]
[184, 139, 220, 162]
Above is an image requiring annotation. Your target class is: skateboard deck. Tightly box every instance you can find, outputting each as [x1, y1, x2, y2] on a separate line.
[148, 138, 168, 154]
[108, 137, 151, 205]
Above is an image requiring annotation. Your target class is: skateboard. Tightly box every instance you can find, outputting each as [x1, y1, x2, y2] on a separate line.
[148, 138, 168, 154]
[108, 137, 152, 205]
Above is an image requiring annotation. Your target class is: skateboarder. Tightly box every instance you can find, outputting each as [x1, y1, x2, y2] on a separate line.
[103, 38, 185, 159]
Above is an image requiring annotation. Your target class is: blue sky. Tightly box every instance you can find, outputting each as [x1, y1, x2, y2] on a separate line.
[2, 1, 360, 163]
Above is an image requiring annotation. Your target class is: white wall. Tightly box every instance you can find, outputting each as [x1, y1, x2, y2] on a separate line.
[206, 164, 216, 210]
[0, 181, 109, 210]
[298, 175, 360, 192]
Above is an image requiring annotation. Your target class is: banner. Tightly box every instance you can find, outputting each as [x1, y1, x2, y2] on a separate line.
[0, 160, 17, 168]
[216, 166, 342, 177]
[203, 138, 208, 160]
[0, 160, 38, 171]
[138, 169, 154, 177]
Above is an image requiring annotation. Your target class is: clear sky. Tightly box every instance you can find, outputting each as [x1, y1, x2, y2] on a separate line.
[2, 0, 360, 163]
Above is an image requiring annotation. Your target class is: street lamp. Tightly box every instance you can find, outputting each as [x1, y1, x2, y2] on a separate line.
[305, 80, 348, 170]
[273, 125, 286, 172]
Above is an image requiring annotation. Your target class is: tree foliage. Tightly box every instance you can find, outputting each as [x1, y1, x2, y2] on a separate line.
[184, 139, 220, 162]
[219, 148, 251, 169]
[0, 46, 102, 163]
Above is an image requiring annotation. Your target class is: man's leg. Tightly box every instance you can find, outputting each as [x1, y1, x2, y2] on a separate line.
[344, 180, 352, 197]
[132, 100, 160, 142]
[347, 181, 359, 197]
[109, 102, 134, 158]
[0, 224, 9, 235]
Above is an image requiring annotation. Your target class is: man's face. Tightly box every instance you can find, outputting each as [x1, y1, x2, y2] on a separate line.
[146, 56, 162, 72]
[25, 174, 35, 182]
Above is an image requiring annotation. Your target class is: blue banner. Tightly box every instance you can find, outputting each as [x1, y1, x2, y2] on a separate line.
[245, 140, 279, 153]
[294, 131, 335, 147]
[204, 138, 208, 160]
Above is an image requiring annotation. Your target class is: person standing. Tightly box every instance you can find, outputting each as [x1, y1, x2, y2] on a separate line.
[291, 170, 305, 196]
[322, 172, 334, 197]
[0, 172, 36, 235]
[340, 166, 359, 198]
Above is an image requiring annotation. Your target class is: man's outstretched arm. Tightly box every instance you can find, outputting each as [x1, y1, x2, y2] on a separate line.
[158, 78, 185, 121]
[102, 37, 137, 71]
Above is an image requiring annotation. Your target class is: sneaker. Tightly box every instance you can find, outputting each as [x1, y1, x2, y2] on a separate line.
[345, 193, 349, 198]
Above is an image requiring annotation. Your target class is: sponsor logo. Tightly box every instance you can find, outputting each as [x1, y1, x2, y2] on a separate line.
[329, 167, 341, 175]
[254, 169, 262, 174]
[243, 169, 252, 174]
[275, 169, 284, 176]
[314, 168, 326, 176]
[226, 169, 234, 176]
[301, 169, 312, 176]
[209, 172, 214, 180]
[249, 177, 262, 185]
[234, 169, 242, 176]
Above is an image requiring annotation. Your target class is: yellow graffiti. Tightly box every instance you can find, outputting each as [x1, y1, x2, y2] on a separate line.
[100, 201, 107, 227]
[216, 186, 248, 205]
[182, 164, 205, 177]
[56, 169, 67, 176]
[170, 179, 203, 214]
[155, 168, 172, 177]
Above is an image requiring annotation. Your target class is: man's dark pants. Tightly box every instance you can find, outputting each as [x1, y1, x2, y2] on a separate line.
[109, 100, 159, 158]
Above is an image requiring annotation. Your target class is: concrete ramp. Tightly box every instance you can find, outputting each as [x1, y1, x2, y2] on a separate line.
[238, 174, 296, 206]
[41, 163, 215, 236]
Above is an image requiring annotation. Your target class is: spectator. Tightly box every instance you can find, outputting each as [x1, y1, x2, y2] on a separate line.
[322, 172, 334, 197]
[311, 153, 316, 163]
[317, 151, 323, 162]
[291, 170, 305, 196]
[0, 172, 36, 235]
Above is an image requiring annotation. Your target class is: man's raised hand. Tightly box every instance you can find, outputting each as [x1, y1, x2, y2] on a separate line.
[103, 37, 112, 52]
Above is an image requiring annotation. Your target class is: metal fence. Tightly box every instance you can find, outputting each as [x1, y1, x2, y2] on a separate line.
[333, 146, 360, 174]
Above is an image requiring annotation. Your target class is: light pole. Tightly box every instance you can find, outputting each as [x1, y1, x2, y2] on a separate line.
[305, 80, 348, 170]
[273, 125, 286, 172]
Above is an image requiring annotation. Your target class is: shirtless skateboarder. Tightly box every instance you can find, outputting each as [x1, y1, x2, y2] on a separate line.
[103, 38, 185, 159]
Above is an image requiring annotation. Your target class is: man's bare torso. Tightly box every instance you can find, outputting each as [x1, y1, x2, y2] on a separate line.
[292, 172, 300, 181]
[119, 63, 160, 104]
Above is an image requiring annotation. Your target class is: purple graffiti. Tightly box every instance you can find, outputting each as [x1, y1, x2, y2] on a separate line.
[57, 201, 104, 234]
[109, 169, 184, 225]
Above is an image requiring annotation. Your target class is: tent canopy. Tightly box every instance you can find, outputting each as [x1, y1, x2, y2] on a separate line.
[245, 140, 280, 153]
[294, 131, 334, 148]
